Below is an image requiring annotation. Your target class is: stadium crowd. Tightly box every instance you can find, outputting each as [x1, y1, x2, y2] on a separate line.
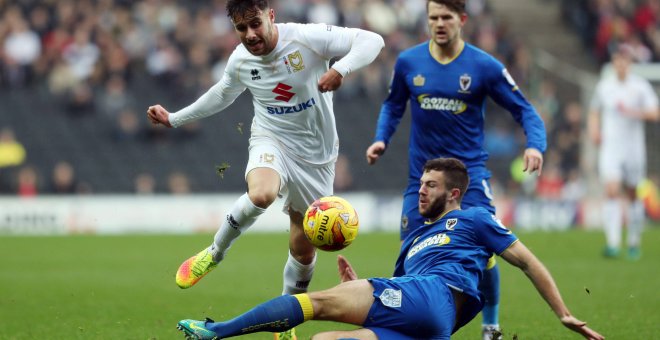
[0, 0, 606, 200]
[562, 0, 660, 63]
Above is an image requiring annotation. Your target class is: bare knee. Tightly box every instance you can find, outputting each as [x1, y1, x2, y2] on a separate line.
[247, 190, 277, 208]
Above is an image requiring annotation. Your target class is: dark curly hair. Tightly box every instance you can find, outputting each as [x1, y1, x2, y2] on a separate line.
[226, 0, 270, 19]
[423, 157, 469, 201]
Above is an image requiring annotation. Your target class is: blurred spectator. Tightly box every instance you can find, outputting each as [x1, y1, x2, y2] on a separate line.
[66, 82, 95, 116]
[97, 74, 134, 117]
[46, 161, 79, 194]
[62, 27, 100, 81]
[168, 170, 191, 195]
[536, 165, 564, 200]
[2, 9, 41, 88]
[113, 108, 142, 141]
[134, 172, 156, 194]
[16, 165, 39, 197]
[0, 127, 26, 169]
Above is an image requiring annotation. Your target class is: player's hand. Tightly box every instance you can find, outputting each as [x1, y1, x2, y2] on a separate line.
[366, 141, 386, 165]
[560, 315, 605, 340]
[147, 104, 173, 128]
[337, 255, 358, 282]
[318, 68, 343, 93]
[522, 148, 543, 175]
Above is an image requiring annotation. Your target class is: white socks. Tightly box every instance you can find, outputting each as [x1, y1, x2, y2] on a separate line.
[210, 193, 266, 262]
[603, 199, 622, 249]
[627, 200, 644, 248]
[282, 251, 316, 295]
[603, 199, 645, 249]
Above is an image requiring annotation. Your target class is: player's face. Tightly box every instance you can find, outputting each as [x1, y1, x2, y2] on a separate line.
[418, 170, 450, 218]
[612, 52, 631, 79]
[427, 2, 466, 48]
[232, 7, 277, 56]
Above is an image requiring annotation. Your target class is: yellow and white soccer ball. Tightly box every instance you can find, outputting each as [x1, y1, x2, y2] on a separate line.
[303, 196, 359, 251]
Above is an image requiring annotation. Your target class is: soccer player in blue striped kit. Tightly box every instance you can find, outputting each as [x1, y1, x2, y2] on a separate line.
[365, 1, 546, 339]
[176, 158, 603, 340]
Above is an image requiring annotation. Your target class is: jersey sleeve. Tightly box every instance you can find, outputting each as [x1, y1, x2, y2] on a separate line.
[473, 209, 518, 255]
[374, 56, 410, 145]
[298, 23, 384, 77]
[486, 60, 547, 153]
[169, 50, 246, 128]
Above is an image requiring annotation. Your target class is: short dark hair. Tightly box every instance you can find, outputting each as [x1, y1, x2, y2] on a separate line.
[226, 0, 270, 19]
[423, 157, 469, 201]
[427, 0, 466, 14]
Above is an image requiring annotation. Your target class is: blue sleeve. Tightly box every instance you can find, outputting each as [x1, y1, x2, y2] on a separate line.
[486, 61, 547, 153]
[474, 209, 518, 255]
[374, 56, 410, 145]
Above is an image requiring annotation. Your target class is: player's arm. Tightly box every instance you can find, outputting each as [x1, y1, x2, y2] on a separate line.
[302, 24, 384, 92]
[500, 242, 604, 340]
[367, 57, 410, 165]
[487, 64, 546, 175]
[152, 52, 246, 128]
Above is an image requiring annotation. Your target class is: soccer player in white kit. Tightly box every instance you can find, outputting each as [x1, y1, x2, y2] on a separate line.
[588, 47, 659, 260]
[147, 1, 383, 337]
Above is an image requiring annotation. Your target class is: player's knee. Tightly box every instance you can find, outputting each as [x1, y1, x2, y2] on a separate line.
[247, 190, 277, 208]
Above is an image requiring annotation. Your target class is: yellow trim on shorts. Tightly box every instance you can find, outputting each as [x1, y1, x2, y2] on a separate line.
[293, 294, 314, 321]
[486, 255, 497, 270]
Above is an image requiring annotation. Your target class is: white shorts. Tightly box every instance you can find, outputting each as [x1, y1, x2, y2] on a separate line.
[599, 146, 645, 187]
[245, 136, 335, 214]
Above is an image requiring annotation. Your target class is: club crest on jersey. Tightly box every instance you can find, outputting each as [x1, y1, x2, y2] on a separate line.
[251, 69, 261, 80]
[445, 218, 457, 230]
[458, 74, 471, 93]
[401, 215, 409, 231]
[259, 153, 275, 164]
[413, 74, 425, 86]
[286, 50, 305, 73]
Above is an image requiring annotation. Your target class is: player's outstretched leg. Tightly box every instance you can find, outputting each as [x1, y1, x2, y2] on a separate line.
[480, 259, 501, 340]
[178, 294, 313, 339]
[277, 210, 316, 340]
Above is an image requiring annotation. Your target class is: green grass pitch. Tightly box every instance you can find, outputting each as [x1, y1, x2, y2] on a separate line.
[1, 227, 659, 339]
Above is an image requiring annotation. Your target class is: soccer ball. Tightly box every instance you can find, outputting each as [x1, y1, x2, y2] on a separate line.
[303, 196, 359, 251]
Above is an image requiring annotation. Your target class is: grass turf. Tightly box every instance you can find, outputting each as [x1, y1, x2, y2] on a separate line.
[1, 227, 658, 339]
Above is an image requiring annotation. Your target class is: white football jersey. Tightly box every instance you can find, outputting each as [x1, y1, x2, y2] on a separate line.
[590, 73, 658, 156]
[170, 23, 383, 166]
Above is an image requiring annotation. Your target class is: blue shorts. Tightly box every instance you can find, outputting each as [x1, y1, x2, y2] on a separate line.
[400, 171, 496, 240]
[364, 275, 456, 340]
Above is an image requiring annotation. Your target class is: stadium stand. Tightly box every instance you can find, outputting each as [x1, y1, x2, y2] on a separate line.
[1, 0, 649, 198]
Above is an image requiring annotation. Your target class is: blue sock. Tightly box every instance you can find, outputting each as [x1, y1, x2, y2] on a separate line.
[479, 263, 500, 325]
[206, 295, 310, 337]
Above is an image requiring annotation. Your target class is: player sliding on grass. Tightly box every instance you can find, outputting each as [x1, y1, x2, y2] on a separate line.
[177, 158, 604, 340]
[365, 1, 547, 339]
[147, 1, 383, 338]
